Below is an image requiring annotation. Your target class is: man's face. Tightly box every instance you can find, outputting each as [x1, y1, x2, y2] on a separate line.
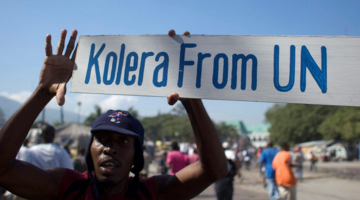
[91, 131, 135, 185]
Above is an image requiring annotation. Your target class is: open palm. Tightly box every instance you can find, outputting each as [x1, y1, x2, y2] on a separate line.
[38, 29, 78, 106]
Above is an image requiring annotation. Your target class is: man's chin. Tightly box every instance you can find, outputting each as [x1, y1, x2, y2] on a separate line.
[96, 172, 128, 185]
[97, 176, 121, 186]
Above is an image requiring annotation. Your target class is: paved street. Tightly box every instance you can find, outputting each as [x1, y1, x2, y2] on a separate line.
[150, 161, 360, 200]
[234, 165, 360, 200]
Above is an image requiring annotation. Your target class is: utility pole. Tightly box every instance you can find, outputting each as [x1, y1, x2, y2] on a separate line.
[60, 106, 64, 125]
[77, 102, 82, 124]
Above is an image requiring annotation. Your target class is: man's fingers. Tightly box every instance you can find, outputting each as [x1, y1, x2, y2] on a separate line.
[56, 83, 66, 106]
[65, 29, 78, 57]
[56, 29, 67, 55]
[168, 30, 190, 37]
[167, 93, 180, 105]
[168, 29, 176, 37]
[45, 34, 52, 56]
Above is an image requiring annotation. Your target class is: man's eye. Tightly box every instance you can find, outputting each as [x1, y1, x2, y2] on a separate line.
[119, 138, 129, 144]
[96, 135, 107, 142]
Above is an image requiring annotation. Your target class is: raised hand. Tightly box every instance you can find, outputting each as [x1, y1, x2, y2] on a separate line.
[38, 29, 78, 105]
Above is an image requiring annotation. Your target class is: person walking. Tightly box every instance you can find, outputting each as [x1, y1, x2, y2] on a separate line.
[272, 142, 297, 200]
[293, 147, 304, 182]
[310, 152, 318, 171]
[242, 149, 251, 171]
[259, 141, 279, 200]
[215, 144, 239, 200]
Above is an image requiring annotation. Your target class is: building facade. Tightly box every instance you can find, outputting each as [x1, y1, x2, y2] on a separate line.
[225, 120, 270, 148]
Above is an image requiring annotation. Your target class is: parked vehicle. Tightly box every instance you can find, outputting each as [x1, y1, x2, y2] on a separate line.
[326, 143, 353, 161]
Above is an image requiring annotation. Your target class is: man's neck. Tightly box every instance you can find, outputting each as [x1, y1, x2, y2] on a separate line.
[98, 179, 128, 196]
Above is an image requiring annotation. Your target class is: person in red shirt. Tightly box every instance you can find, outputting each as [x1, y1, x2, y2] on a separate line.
[167, 142, 189, 175]
[0, 29, 228, 200]
[272, 142, 298, 200]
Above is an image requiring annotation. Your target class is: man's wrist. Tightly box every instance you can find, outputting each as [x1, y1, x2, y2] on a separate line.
[35, 86, 55, 100]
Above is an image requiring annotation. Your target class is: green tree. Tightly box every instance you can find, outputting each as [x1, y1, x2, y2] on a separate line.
[265, 104, 339, 146]
[161, 115, 193, 142]
[53, 121, 61, 127]
[215, 122, 238, 141]
[128, 106, 139, 118]
[84, 105, 102, 126]
[170, 103, 187, 116]
[318, 106, 360, 142]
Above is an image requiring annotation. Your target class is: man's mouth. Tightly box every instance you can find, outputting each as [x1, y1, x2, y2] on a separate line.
[100, 161, 119, 169]
[99, 159, 121, 174]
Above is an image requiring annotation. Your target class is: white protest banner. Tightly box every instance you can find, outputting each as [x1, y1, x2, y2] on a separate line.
[71, 35, 360, 106]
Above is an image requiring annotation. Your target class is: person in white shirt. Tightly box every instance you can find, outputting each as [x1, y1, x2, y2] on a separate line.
[25, 124, 73, 170]
[16, 138, 29, 161]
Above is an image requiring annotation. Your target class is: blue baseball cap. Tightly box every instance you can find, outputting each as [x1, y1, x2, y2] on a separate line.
[85, 110, 144, 174]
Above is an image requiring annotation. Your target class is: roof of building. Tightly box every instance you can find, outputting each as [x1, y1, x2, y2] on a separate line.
[54, 123, 91, 150]
[295, 140, 335, 147]
[246, 124, 271, 135]
[224, 120, 271, 135]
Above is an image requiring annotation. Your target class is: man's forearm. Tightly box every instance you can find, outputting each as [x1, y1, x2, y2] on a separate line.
[181, 99, 227, 180]
[0, 87, 53, 172]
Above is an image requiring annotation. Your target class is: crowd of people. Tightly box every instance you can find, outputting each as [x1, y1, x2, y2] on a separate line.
[2, 123, 89, 200]
[178, 140, 316, 200]
[1, 106, 318, 200]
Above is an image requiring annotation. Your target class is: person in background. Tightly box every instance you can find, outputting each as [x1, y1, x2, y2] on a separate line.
[166, 141, 189, 175]
[259, 141, 279, 200]
[25, 123, 74, 170]
[256, 147, 263, 167]
[243, 148, 251, 171]
[272, 142, 297, 200]
[215, 143, 239, 200]
[16, 138, 29, 161]
[310, 152, 318, 171]
[140, 146, 152, 178]
[235, 147, 244, 180]
[73, 148, 87, 173]
[157, 151, 168, 175]
[293, 147, 304, 182]
[222, 142, 241, 170]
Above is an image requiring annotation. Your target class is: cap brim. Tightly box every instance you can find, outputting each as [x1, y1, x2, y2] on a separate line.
[91, 125, 140, 140]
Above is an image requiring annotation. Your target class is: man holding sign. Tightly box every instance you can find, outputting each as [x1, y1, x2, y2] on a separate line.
[0, 29, 228, 199]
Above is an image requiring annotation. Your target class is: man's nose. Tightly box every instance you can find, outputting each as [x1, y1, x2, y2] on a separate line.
[103, 143, 118, 155]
